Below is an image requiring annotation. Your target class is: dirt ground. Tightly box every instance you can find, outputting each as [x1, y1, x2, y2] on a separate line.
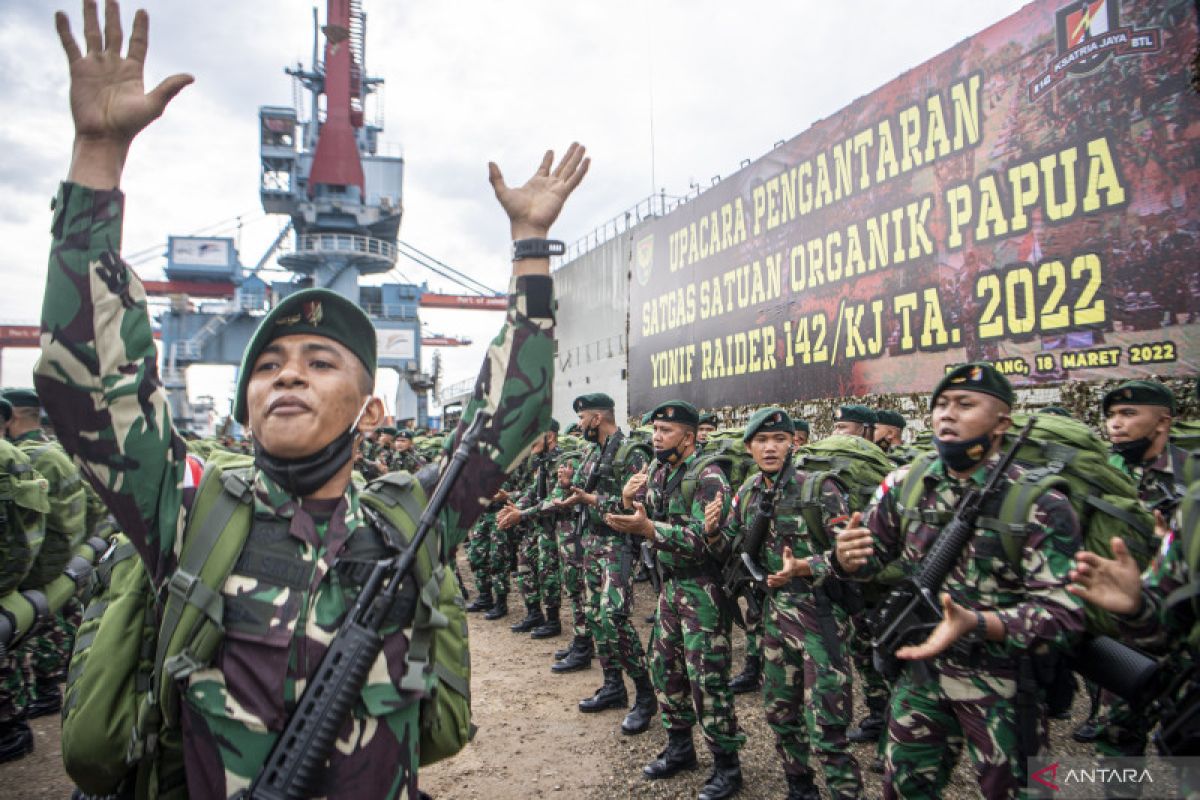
[1, 562, 1102, 800]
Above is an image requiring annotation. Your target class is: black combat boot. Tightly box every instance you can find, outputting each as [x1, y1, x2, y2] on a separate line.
[26, 683, 62, 719]
[530, 605, 561, 639]
[483, 595, 509, 620]
[784, 771, 821, 800]
[510, 602, 545, 633]
[847, 698, 886, 743]
[621, 674, 657, 734]
[1072, 717, 1101, 743]
[727, 656, 761, 695]
[578, 668, 627, 712]
[642, 728, 697, 779]
[554, 639, 574, 660]
[465, 591, 494, 613]
[697, 750, 742, 800]
[551, 637, 593, 673]
[0, 718, 33, 764]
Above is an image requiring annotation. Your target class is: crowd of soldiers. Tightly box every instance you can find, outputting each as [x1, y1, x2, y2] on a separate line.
[458, 370, 1198, 800]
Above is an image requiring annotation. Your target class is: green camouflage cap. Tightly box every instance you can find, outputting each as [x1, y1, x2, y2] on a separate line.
[0, 399, 11, 421]
[875, 409, 907, 429]
[2, 388, 40, 409]
[1102, 380, 1176, 415]
[932, 362, 1014, 409]
[834, 404, 876, 425]
[697, 412, 719, 427]
[649, 400, 699, 428]
[573, 392, 615, 412]
[791, 417, 810, 435]
[743, 407, 795, 442]
[233, 288, 376, 424]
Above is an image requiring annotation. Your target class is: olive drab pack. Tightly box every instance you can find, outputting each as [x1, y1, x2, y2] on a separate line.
[1163, 480, 1200, 647]
[793, 434, 894, 514]
[0, 442, 50, 595]
[62, 458, 470, 796]
[681, 429, 758, 508]
[893, 413, 1156, 638]
[1170, 420, 1200, 453]
[17, 440, 87, 588]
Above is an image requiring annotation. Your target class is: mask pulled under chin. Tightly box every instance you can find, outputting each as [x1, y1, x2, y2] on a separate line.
[254, 429, 355, 498]
[654, 446, 681, 465]
[584, 425, 600, 443]
[933, 432, 993, 473]
[1111, 437, 1154, 466]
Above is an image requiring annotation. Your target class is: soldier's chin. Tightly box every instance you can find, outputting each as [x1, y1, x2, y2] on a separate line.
[257, 421, 330, 458]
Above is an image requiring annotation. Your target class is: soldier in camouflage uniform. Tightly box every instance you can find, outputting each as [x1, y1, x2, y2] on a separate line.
[499, 422, 564, 637]
[723, 407, 861, 800]
[374, 426, 398, 473]
[559, 393, 652, 730]
[3, 388, 89, 720]
[465, 513, 498, 613]
[392, 430, 428, 473]
[1087, 380, 1190, 765]
[791, 417, 809, 448]
[835, 363, 1084, 800]
[609, 400, 744, 800]
[545, 451, 591, 666]
[36, 8, 586, 793]
[0, 398, 50, 764]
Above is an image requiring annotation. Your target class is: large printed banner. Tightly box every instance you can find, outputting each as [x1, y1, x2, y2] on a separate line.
[629, 0, 1199, 412]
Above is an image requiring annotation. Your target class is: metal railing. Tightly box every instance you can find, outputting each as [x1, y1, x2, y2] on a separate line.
[438, 377, 476, 406]
[291, 233, 397, 264]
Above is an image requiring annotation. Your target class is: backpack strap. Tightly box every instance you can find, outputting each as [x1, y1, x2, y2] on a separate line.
[797, 470, 844, 551]
[894, 452, 944, 534]
[157, 466, 255, 685]
[1163, 483, 1200, 628]
[977, 472, 1069, 573]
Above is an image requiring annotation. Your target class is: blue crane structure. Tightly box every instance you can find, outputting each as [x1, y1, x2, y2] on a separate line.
[157, 0, 496, 432]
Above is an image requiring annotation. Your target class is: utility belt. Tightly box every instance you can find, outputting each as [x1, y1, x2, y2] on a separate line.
[661, 562, 718, 583]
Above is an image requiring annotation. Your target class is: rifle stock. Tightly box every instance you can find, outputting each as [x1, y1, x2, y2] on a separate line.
[720, 453, 793, 628]
[248, 411, 491, 800]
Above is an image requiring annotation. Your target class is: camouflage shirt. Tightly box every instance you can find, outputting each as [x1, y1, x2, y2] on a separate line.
[726, 467, 847, 591]
[34, 182, 555, 798]
[641, 453, 731, 572]
[515, 446, 560, 516]
[1110, 443, 1192, 515]
[1118, 485, 1196, 651]
[850, 452, 1084, 676]
[572, 431, 649, 536]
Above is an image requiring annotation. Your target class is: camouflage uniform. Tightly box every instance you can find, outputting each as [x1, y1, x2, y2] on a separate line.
[575, 433, 650, 681]
[34, 182, 555, 799]
[846, 452, 1084, 800]
[545, 481, 588, 640]
[727, 468, 861, 797]
[391, 448, 426, 474]
[1093, 444, 1193, 761]
[514, 448, 563, 613]
[466, 516, 494, 599]
[640, 455, 743, 756]
[10, 428, 87, 714]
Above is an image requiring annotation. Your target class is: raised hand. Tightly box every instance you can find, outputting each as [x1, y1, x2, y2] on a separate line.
[834, 511, 871, 572]
[605, 502, 653, 539]
[57, 1, 193, 187]
[496, 503, 522, 530]
[894, 592, 977, 661]
[489, 143, 590, 241]
[703, 495, 724, 535]
[767, 546, 809, 588]
[1068, 536, 1144, 616]
[622, 465, 649, 505]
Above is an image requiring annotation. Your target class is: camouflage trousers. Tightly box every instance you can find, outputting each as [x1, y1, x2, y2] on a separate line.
[884, 665, 1045, 800]
[516, 522, 561, 608]
[649, 576, 743, 755]
[584, 534, 647, 680]
[741, 615, 762, 661]
[1094, 689, 1152, 758]
[851, 612, 891, 718]
[762, 591, 861, 798]
[28, 601, 79, 689]
[466, 519, 493, 597]
[478, 511, 511, 602]
[556, 524, 589, 639]
[0, 656, 25, 723]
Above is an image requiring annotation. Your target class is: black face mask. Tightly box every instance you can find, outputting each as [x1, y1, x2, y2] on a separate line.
[654, 446, 680, 465]
[934, 432, 993, 473]
[583, 423, 600, 443]
[253, 399, 369, 498]
[1111, 437, 1154, 466]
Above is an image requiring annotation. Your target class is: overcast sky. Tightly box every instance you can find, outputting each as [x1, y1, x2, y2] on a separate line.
[0, 0, 1029, 417]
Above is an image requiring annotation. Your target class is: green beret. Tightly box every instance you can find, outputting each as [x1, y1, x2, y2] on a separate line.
[875, 409, 907, 429]
[565, 423, 581, 435]
[2, 388, 40, 409]
[233, 288, 377, 424]
[931, 363, 1014, 409]
[1102, 380, 1176, 415]
[649, 400, 699, 428]
[573, 393, 615, 413]
[834, 404, 876, 425]
[640, 411, 653, 426]
[743, 407, 795, 442]
[396, 430, 415, 440]
[377, 426, 398, 437]
[0, 399, 11, 422]
[791, 417, 810, 435]
[1040, 406, 1072, 418]
[547, 418, 560, 433]
[698, 413, 718, 427]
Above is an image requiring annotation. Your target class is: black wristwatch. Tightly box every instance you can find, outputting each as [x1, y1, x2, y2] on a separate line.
[512, 238, 566, 261]
[967, 610, 988, 643]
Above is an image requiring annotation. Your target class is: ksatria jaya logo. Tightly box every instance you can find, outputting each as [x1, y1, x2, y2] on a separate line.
[1032, 762, 1060, 791]
[636, 235, 654, 287]
[1028, 0, 1160, 101]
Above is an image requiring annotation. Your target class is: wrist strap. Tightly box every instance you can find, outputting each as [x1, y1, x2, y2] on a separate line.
[512, 238, 565, 261]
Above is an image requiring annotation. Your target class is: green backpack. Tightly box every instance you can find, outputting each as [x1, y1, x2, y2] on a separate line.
[794, 434, 894, 513]
[62, 460, 470, 798]
[1164, 480, 1200, 646]
[1170, 420, 1200, 453]
[894, 413, 1156, 637]
[681, 429, 759, 507]
[0, 441, 50, 595]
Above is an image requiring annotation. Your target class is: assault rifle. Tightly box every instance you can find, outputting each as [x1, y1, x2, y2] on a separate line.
[871, 419, 1035, 679]
[571, 431, 623, 547]
[721, 451, 794, 626]
[247, 411, 490, 800]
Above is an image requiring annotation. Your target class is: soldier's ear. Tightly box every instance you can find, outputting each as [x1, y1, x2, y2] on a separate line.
[355, 397, 387, 434]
